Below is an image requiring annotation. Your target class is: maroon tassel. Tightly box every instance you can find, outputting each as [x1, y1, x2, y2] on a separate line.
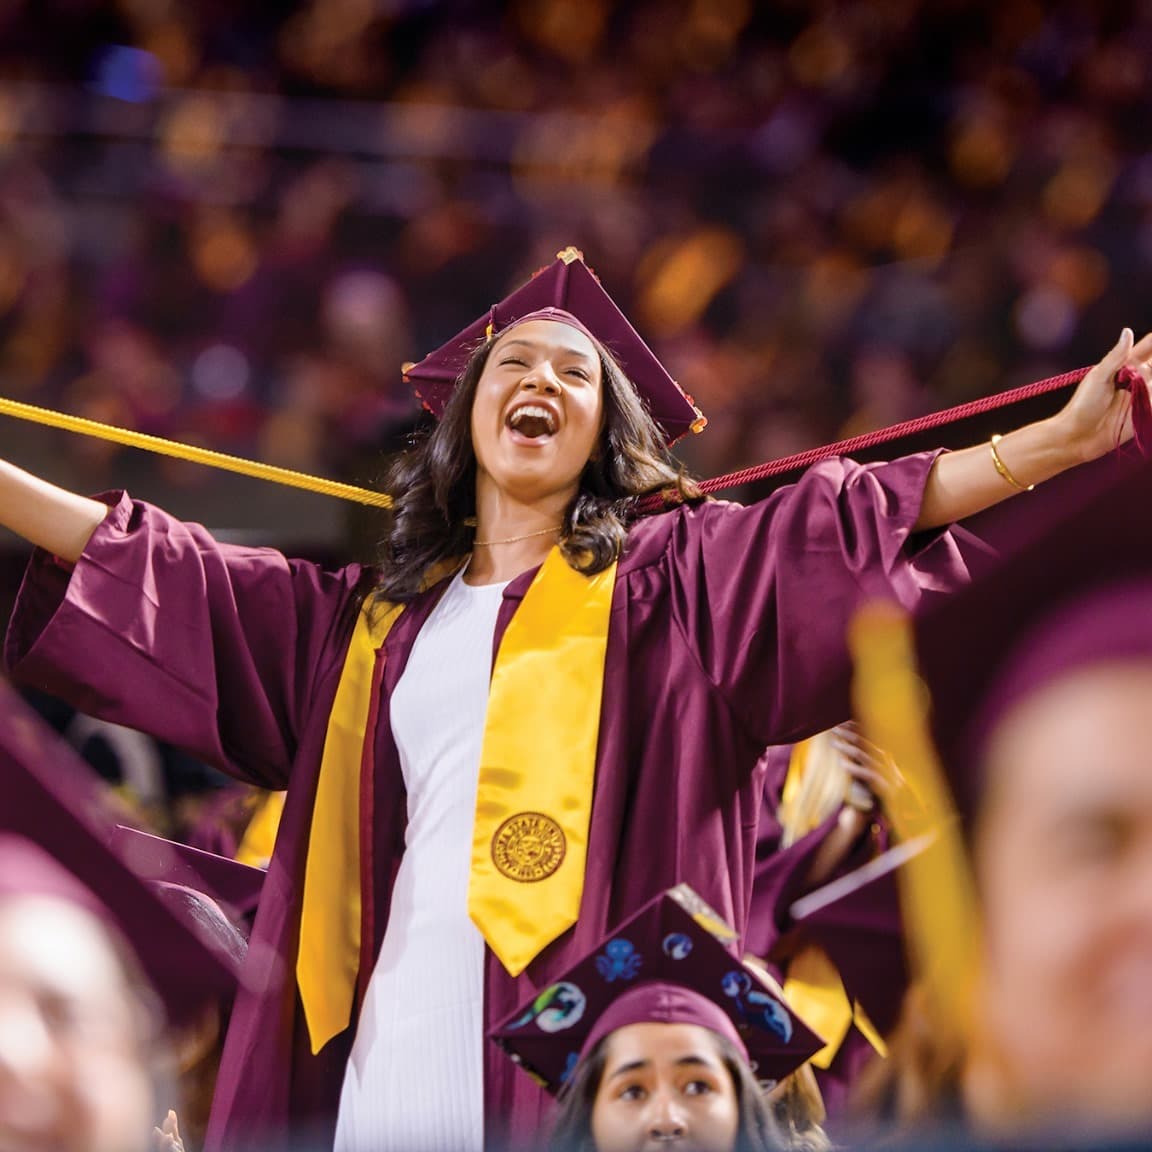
[1116, 365, 1152, 457]
[639, 364, 1152, 515]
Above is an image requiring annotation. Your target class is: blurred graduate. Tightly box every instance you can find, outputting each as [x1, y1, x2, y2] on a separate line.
[849, 450, 1152, 1140]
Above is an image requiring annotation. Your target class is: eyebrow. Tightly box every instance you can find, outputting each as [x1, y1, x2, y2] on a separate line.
[496, 337, 597, 363]
[606, 1055, 715, 1081]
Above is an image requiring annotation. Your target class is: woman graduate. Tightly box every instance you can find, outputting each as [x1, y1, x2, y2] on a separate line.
[1, 248, 1148, 1150]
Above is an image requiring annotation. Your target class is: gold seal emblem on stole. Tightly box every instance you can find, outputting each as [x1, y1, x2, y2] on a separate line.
[491, 812, 567, 882]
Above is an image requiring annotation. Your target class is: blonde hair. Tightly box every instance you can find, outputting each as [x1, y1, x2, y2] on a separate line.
[777, 732, 851, 849]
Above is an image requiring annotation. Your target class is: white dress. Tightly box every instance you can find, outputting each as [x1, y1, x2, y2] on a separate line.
[333, 568, 507, 1152]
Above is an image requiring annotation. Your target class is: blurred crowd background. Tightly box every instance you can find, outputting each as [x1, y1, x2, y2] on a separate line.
[0, 0, 1148, 540]
[5, 6, 1152, 1147]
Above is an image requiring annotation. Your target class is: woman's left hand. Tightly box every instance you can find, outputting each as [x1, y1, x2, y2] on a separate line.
[1051, 328, 1152, 464]
[917, 328, 1152, 531]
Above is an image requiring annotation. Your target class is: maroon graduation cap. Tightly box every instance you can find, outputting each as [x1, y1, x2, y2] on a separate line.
[489, 884, 822, 1093]
[0, 833, 106, 912]
[403, 247, 706, 446]
[0, 677, 241, 1024]
[111, 824, 265, 929]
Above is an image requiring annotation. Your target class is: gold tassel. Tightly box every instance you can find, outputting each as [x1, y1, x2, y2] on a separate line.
[848, 601, 982, 1052]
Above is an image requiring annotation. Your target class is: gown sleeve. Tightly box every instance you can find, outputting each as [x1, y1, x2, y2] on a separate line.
[4, 492, 367, 791]
[663, 450, 967, 748]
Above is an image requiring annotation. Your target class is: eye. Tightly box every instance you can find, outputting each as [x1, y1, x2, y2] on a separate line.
[683, 1079, 715, 1097]
[39, 990, 108, 1043]
[500, 356, 527, 368]
[617, 1083, 647, 1102]
[1058, 815, 1128, 867]
[565, 366, 591, 381]
[38, 990, 80, 1031]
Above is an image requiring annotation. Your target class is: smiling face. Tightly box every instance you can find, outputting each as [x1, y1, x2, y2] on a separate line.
[590, 1022, 741, 1152]
[971, 662, 1152, 1133]
[470, 318, 605, 510]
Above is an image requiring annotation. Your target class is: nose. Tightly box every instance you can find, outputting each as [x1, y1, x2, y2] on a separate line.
[647, 1091, 687, 1142]
[520, 361, 561, 395]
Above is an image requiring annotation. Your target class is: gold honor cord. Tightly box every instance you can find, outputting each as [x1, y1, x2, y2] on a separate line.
[0, 396, 394, 509]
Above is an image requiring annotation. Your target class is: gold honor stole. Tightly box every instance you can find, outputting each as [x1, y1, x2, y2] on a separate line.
[297, 548, 617, 1054]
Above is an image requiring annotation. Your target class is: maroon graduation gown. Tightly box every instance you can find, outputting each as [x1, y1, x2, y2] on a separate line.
[4, 452, 969, 1149]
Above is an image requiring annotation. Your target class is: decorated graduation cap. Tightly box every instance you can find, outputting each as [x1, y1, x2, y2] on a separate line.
[403, 247, 706, 445]
[0, 677, 241, 1024]
[490, 884, 822, 1093]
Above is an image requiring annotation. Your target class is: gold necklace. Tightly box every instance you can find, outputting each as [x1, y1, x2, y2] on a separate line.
[472, 524, 563, 547]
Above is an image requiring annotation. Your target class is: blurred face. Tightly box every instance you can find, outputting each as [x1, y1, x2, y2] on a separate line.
[590, 1022, 741, 1152]
[470, 319, 604, 507]
[0, 897, 155, 1152]
[972, 662, 1152, 1133]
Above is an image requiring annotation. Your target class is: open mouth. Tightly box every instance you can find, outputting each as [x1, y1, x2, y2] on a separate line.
[505, 403, 558, 441]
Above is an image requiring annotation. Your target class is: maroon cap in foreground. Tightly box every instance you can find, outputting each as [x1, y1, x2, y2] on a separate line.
[0, 833, 104, 913]
[0, 678, 241, 1024]
[403, 247, 706, 445]
[489, 884, 822, 1094]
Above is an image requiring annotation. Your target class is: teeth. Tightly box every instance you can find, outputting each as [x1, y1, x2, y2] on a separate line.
[508, 404, 557, 433]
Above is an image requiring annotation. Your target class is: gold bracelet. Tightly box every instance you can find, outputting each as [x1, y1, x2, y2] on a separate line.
[989, 434, 1034, 492]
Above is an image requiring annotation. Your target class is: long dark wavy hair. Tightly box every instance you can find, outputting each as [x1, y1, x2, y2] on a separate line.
[550, 1032, 785, 1152]
[373, 330, 703, 602]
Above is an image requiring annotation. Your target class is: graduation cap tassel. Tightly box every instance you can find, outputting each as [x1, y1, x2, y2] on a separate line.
[0, 395, 394, 509]
[847, 600, 983, 1055]
[638, 367, 1092, 513]
[1116, 364, 1152, 456]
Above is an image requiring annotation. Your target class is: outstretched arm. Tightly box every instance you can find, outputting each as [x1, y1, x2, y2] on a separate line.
[916, 329, 1152, 530]
[0, 459, 108, 561]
